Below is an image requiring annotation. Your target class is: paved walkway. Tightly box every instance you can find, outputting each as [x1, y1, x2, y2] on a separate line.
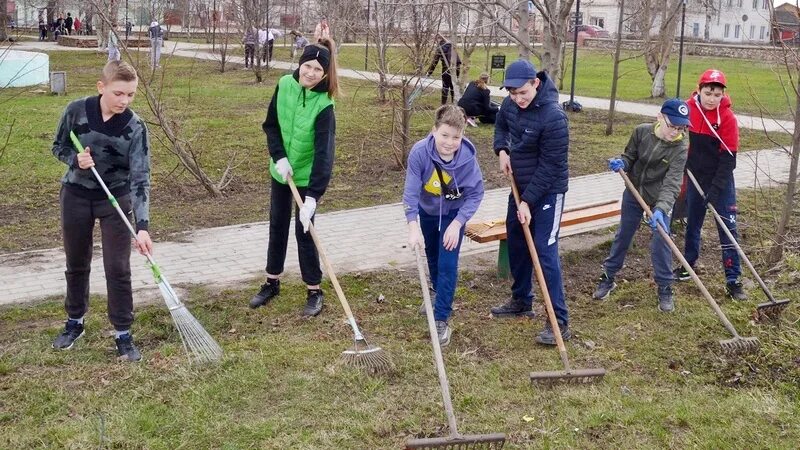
[0, 148, 792, 305]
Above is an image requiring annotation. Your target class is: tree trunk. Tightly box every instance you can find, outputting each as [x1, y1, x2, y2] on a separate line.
[606, 0, 625, 136]
[767, 96, 800, 264]
[650, 64, 668, 97]
[516, 0, 530, 59]
[0, 4, 8, 42]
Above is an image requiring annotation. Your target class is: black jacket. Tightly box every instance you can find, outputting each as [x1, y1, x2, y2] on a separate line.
[427, 42, 461, 76]
[458, 82, 497, 117]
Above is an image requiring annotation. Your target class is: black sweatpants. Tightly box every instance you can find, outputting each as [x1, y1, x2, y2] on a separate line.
[266, 178, 322, 285]
[441, 70, 459, 104]
[60, 187, 134, 331]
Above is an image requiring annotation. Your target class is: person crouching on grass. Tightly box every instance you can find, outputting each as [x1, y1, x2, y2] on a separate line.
[403, 104, 485, 347]
[593, 98, 690, 313]
[249, 39, 339, 317]
[51, 61, 152, 362]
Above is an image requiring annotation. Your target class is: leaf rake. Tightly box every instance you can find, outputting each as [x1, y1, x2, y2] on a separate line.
[509, 176, 606, 385]
[685, 170, 790, 323]
[69, 131, 222, 364]
[407, 248, 506, 450]
[285, 175, 393, 375]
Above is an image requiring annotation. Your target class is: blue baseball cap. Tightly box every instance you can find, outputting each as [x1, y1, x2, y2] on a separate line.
[660, 98, 690, 126]
[503, 59, 537, 89]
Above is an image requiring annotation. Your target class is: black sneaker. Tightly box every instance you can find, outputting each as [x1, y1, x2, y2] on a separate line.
[115, 334, 142, 362]
[303, 289, 324, 317]
[435, 320, 451, 347]
[673, 266, 691, 282]
[249, 279, 280, 308]
[52, 319, 85, 350]
[592, 272, 617, 300]
[658, 285, 675, 312]
[534, 322, 572, 346]
[725, 280, 747, 301]
[490, 297, 536, 318]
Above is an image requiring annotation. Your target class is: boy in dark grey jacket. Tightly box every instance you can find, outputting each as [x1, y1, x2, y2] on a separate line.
[593, 98, 690, 312]
[51, 61, 152, 361]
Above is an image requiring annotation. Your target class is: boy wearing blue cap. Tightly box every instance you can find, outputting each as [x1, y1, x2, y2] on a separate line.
[593, 98, 690, 312]
[490, 59, 571, 345]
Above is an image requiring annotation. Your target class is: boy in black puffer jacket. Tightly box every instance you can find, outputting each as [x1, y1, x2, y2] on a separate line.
[490, 59, 571, 346]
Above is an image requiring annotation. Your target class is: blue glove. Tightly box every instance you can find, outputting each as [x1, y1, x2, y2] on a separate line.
[649, 208, 668, 232]
[608, 158, 625, 172]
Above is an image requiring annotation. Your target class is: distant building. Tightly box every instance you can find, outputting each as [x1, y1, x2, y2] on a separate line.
[571, 0, 773, 44]
[773, 2, 800, 43]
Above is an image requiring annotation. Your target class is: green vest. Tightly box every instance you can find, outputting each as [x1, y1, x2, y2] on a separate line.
[269, 74, 334, 187]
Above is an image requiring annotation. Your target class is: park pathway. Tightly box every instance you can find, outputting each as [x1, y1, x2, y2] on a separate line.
[0, 147, 792, 305]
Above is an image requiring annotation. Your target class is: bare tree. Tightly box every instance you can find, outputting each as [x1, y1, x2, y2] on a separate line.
[89, 0, 236, 197]
[0, 1, 8, 42]
[627, 0, 682, 98]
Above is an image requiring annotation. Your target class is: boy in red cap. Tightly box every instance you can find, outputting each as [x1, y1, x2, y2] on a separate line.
[674, 69, 746, 300]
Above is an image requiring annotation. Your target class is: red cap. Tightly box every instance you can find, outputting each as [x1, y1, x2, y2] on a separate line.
[698, 69, 727, 88]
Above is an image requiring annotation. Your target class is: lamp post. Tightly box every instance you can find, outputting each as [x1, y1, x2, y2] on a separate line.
[565, 0, 581, 112]
[676, 0, 686, 98]
[364, 0, 371, 70]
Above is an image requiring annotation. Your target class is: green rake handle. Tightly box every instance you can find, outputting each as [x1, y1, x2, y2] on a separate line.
[685, 169, 780, 305]
[69, 131, 168, 289]
[618, 171, 743, 338]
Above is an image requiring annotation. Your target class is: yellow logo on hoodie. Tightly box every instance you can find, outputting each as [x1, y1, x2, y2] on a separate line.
[424, 169, 452, 196]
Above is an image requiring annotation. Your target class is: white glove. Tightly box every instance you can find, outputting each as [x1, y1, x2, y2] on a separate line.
[299, 196, 317, 233]
[275, 157, 293, 181]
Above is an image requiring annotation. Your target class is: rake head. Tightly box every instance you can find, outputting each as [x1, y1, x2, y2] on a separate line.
[340, 338, 394, 375]
[530, 367, 606, 385]
[157, 281, 223, 364]
[719, 336, 761, 356]
[168, 304, 224, 364]
[755, 300, 791, 323]
[406, 433, 506, 449]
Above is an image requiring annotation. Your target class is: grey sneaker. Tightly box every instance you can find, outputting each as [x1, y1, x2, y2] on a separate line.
[725, 280, 747, 301]
[52, 319, 85, 350]
[419, 287, 436, 315]
[592, 272, 617, 300]
[302, 289, 324, 317]
[658, 286, 675, 312]
[115, 333, 142, 362]
[435, 320, 451, 347]
[535, 322, 572, 346]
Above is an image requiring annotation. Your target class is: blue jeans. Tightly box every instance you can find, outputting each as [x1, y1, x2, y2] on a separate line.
[684, 176, 741, 282]
[603, 190, 673, 288]
[506, 193, 568, 326]
[419, 209, 465, 322]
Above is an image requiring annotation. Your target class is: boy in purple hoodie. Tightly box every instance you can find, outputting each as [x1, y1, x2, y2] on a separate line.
[403, 104, 485, 346]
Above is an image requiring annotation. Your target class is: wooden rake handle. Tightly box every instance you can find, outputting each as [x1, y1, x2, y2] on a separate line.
[685, 169, 778, 304]
[414, 248, 461, 438]
[509, 176, 572, 372]
[285, 175, 362, 338]
[617, 171, 741, 338]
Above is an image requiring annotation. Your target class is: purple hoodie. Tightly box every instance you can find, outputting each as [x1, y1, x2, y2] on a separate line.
[402, 134, 484, 228]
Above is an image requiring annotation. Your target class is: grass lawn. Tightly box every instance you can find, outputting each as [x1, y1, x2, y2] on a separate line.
[329, 45, 799, 119]
[1, 188, 798, 449]
[0, 51, 791, 253]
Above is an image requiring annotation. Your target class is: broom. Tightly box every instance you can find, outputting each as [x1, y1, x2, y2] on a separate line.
[619, 170, 760, 355]
[406, 248, 506, 450]
[69, 131, 222, 364]
[685, 169, 790, 322]
[285, 175, 393, 375]
[509, 176, 606, 385]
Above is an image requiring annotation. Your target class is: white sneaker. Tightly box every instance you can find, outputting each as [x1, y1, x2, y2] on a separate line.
[435, 320, 451, 347]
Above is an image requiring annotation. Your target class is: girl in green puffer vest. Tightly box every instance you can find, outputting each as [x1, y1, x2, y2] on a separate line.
[249, 38, 340, 318]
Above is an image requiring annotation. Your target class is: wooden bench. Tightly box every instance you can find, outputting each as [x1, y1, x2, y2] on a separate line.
[465, 199, 621, 278]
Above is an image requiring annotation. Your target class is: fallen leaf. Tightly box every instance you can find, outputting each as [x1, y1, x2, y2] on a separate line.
[523, 415, 536, 422]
